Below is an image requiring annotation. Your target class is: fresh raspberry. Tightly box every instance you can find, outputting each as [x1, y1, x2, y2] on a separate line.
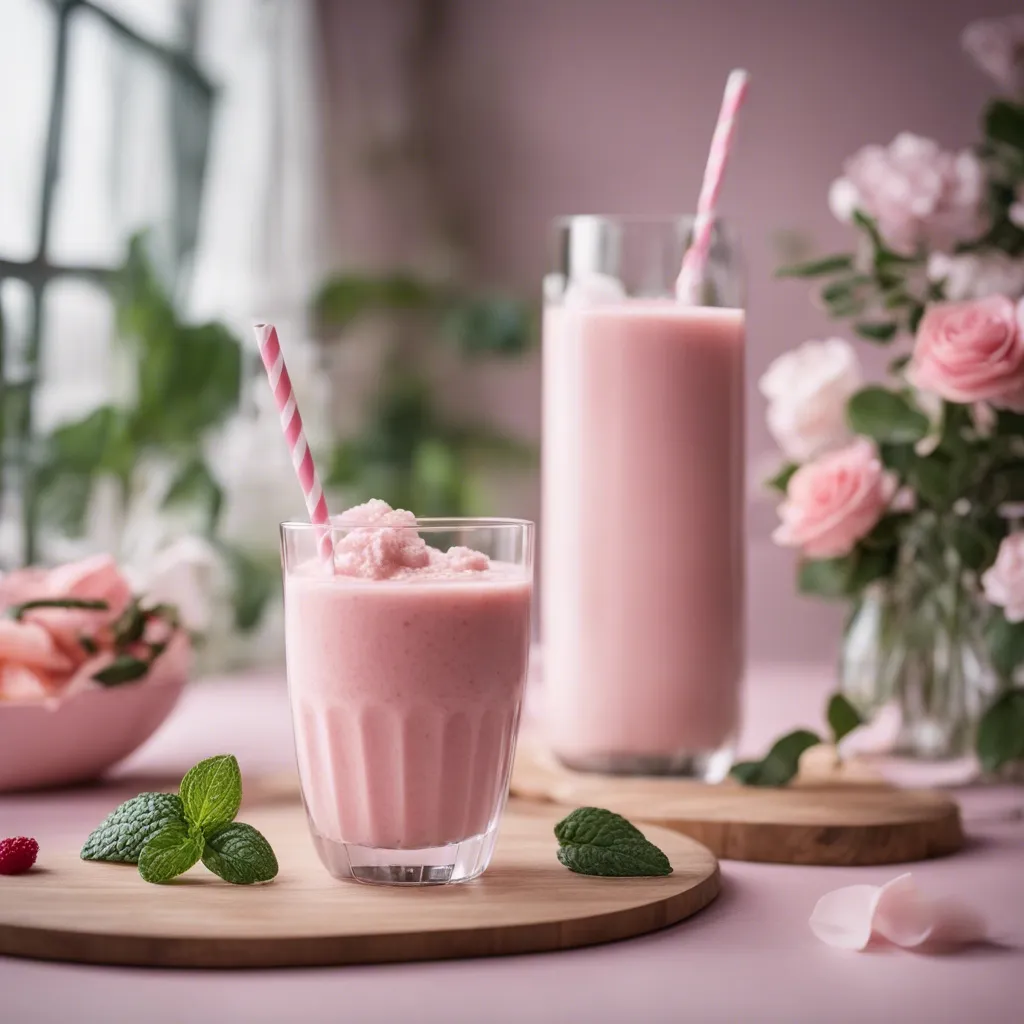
[0, 837, 39, 875]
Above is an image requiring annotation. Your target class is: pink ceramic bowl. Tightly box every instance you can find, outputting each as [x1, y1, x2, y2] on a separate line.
[0, 634, 191, 792]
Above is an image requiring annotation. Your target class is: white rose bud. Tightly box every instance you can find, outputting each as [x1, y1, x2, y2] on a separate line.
[759, 338, 862, 462]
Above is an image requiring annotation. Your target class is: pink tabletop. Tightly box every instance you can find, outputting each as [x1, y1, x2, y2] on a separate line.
[2, 665, 1022, 1024]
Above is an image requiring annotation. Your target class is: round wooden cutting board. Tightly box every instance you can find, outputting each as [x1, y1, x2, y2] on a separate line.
[511, 745, 964, 866]
[0, 806, 719, 969]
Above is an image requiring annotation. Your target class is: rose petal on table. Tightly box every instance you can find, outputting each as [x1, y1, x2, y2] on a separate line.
[873, 873, 936, 947]
[809, 883, 881, 950]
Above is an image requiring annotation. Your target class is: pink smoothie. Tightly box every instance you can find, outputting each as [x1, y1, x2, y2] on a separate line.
[542, 300, 744, 766]
[285, 544, 532, 851]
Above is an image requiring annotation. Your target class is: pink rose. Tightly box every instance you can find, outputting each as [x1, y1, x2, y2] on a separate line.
[11, 555, 133, 665]
[773, 440, 895, 559]
[908, 296, 1024, 411]
[982, 533, 1024, 623]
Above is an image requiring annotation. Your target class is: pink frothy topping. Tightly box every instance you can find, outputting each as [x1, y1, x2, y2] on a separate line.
[333, 501, 490, 580]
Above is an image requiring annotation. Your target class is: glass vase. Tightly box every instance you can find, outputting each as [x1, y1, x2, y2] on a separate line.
[839, 545, 1000, 760]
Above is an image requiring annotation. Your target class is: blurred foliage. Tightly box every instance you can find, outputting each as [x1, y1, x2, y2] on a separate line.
[35, 235, 274, 632]
[312, 272, 536, 515]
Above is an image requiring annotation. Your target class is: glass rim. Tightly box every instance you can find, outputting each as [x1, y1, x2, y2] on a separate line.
[551, 213, 731, 226]
[280, 516, 534, 533]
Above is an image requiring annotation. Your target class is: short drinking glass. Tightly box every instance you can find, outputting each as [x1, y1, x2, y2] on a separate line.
[281, 517, 534, 885]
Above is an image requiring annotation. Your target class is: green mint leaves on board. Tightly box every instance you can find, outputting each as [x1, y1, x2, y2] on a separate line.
[180, 753, 243, 832]
[826, 693, 863, 745]
[201, 823, 279, 884]
[732, 693, 867, 787]
[81, 754, 277, 885]
[730, 729, 821, 787]
[554, 807, 672, 877]
[80, 792, 185, 863]
[138, 821, 205, 883]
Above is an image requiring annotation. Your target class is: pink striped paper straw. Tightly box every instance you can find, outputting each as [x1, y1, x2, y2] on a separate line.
[675, 69, 750, 304]
[254, 323, 334, 564]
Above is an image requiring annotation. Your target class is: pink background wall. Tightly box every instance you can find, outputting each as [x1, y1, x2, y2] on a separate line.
[320, 0, 1014, 664]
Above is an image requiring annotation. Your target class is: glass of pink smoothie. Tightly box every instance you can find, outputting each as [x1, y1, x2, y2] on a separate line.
[281, 502, 534, 885]
[543, 216, 744, 780]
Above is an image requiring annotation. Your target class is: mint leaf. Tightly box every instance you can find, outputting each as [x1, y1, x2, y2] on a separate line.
[827, 693, 862, 744]
[731, 729, 821, 787]
[92, 655, 150, 686]
[137, 821, 204, 883]
[202, 822, 279, 884]
[977, 689, 1024, 773]
[81, 793, 186, 863]
[180, 754, 242, 832]
[554, 807, 672, 877]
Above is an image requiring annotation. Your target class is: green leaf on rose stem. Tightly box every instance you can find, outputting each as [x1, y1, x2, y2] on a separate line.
[827, 693, 863, 744]
[81, 793, 186, 863]
[909, 454, 952, 508]
[775, 254, 855, 278]
[851, 210, 888, 254]
[996, 409, 1024, 437]
[845, 547, 896, 592]
[201, 822, 279, 884]
[976, 689, 1024, 773]
[862, 514, 908, 551]
[137, 821, 205, 883]
[92, 655, 151, 687]
[854, 321, 899, 343]
[984, 99, 1024, 152]
[847, 386, 929, 445]
[985, 613, 1024, 680]
[730, 729, 822, 787]
[879, 442, 914, 476]
[907, 303, 926, 336]
[10, 598, 109, 620]
[553, 807, 672, 877]
[949, 519, 994, 572]
[766, 462, 799, 494]
[179, 754, 242, 833]
[798, 556, 855, 599]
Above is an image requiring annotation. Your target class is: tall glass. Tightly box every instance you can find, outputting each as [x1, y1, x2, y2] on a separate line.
[281, 518, 534, 884]
[542, 216, 744, 779]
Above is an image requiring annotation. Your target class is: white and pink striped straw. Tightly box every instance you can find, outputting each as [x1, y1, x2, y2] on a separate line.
[254, 323, 334, 565]
[675, 69, 750, 305]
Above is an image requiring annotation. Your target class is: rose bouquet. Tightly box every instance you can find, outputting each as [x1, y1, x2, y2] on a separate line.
[0, 554, 187, 704]
[762, 16, 1024, 770]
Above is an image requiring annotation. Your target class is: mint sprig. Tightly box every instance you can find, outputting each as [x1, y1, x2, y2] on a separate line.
[81, 792, 185, 863]
[554, 807, 673, 877]
[81, 754, 278, 885]
[180, 753, 242, 831]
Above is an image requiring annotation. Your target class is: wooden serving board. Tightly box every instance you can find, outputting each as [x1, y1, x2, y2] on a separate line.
[0, 805, 719, 969]
[510, 745, 964, 866]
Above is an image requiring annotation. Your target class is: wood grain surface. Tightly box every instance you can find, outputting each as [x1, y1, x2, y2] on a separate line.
[0, 805, 720, 969]
[510, 745, 964, 866]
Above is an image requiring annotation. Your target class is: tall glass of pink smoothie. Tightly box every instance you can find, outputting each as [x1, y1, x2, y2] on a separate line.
[281, 502, 533, 885]
[543, 216, 744, 780]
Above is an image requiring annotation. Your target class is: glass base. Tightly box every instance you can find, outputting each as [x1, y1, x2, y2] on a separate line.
[555, 741, 735, 782]
[311, 824, 500, 886]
